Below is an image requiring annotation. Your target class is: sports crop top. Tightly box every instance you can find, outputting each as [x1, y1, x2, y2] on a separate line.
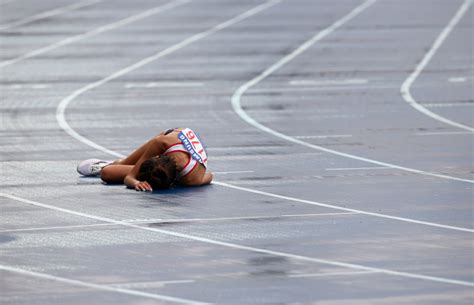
[163, 128, 208, 178]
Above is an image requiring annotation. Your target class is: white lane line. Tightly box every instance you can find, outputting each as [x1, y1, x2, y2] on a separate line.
[125, 82, 204, 88]
[289, 79, 368, 86]
[448, 77, 467, 83]
[213, 170, 255, 175]
[51, 0, 474, 232]
[3, 84, 51, 89]
[415, 131, 473, 136]
[213, 181, 474, 233]
[231, 0, 474, 184]
[325, 166, 389, 171]
[2, 192, 473, 287]
[0, 264, 208, 305]
[250, 84, 395, 93]
[0, 0, 190, 69]
[0, 212, 357, 234]
[110, 279, 195, 289]
[0, 0, 102, 31]
[421, 102, 473, 108]
[56, 0, 283, 158]
[295, 135, 352, 139]
[288, 270, 379, 278]
[400, 0, 474, 132]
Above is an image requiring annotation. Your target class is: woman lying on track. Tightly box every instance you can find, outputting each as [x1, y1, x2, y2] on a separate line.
[77, 128, 213, 191]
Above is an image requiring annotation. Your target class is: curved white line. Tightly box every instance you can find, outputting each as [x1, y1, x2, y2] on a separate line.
[53, 0, 472, 232]
[0, 0, 102, 31]
[2, 192, 473, 287]
[0, 0, 190, 69]
[0, 264, 209, 305]
[34, 0, 472, 286]
[230, 0, 473, 184]
[401, 0, 473, 132]
[56, 0, 282, 158]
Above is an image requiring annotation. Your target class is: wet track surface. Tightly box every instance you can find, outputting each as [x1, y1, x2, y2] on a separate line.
[0, 0, 473, 304]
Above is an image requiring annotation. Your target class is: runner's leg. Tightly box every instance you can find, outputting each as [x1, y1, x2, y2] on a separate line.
[118, 137, 157, 165]
[101, 165, 134, 183]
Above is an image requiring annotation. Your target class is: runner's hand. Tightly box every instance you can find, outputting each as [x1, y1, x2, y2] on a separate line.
[135, 181, 152, 192]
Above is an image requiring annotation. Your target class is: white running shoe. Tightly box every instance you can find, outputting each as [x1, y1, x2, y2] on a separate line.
[77, 159, 112, 176]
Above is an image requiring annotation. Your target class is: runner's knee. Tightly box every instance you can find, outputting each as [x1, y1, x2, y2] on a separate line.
[100, 166, 114, 183]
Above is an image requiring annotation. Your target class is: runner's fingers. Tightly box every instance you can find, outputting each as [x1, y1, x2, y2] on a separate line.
[143, 181, 152, 191]
[135, 182, 152, 192]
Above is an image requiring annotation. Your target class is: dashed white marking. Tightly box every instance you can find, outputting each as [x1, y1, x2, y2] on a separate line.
[416, 131, 473, 136]
[400, 0, 474, 132]
[0, 265, 208, 305]
[125, 82, 204, 88]
[0, 0, 190, 69]
[2, 192, 473, 287]
[110, 279, 195, 289]
[213, 170, 254, 175]
[448, 77, 467, 83]
[250, 84, 395, 94]
[295, 135, 352, 139]
[325, 166, 389, 171]
[290, 79, 368, 86]
[56, 0, 283, 158]
[231, 0, 473, 184]
[421, 102, 473, 108]
[0, 0, 102, 31]
[4, 84, 51, 89]
[288, 270, 379, 278]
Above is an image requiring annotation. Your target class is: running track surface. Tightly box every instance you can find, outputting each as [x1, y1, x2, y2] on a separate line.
[0, 0, 473, 304]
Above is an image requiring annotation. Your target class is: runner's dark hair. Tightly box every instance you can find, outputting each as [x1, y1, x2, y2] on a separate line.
[137, 155, 177, 189]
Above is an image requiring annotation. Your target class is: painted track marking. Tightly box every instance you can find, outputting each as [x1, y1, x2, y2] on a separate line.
[56, 0, 283, 158]
[0, 212, 357, 234]
[40, 0, 472, 288]
[0, 0, 102, 31]
[289, 79, 368, 86]
[213, 181, 474, 233]
[400, 0, 473, 132]
[295, 134, 352, 139]
[0, 264, 208, 305]
[422, 102, 473, 108]
[110, 279, 195, 289]
[416, 131, 473, 136]
[51, 0, 473, 232]
[0, 0, 191, 69]
[325, 166, 389, 171]
[288, 270, 379, 278]
[213, 170, 255, 175]
[1, 192, 473, 287]
[230, 0, 473, 184]
[125, 82, 204, 88]
[448, 77, 467, 83]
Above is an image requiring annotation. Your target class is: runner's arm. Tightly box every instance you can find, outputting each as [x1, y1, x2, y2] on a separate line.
[124, 135, 167, 190]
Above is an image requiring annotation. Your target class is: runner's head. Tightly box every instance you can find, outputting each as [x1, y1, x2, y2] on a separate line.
[137, 155, 177, 189]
